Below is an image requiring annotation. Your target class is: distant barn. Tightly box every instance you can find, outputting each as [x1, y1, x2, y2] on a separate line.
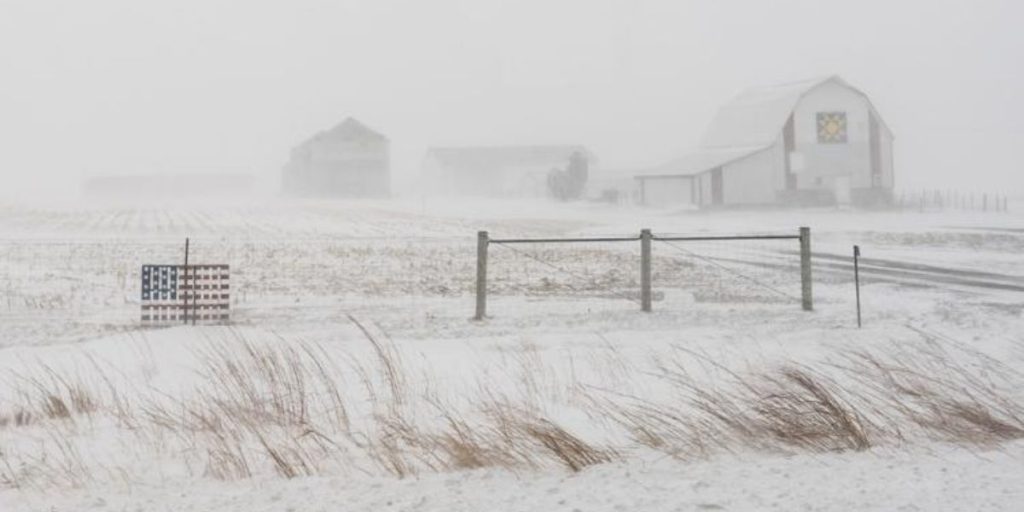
[636, 76, 894, 208]
[282, 118, 390, 198]
[420, 145, 595, 198]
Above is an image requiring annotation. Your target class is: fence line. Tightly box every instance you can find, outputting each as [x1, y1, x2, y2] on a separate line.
[897, 189, 1011, 213]
[489, 241, 644, 306]
[655, 239, 800, 302]
[489, 235, 640, 244]
[656, 234, 801, 242]
[474, 227, 813, 320]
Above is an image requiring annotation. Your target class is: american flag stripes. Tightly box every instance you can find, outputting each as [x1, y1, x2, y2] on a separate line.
[141, 264, 230, 325]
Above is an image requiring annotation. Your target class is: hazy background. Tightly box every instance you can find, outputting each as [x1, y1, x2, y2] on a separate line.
[1, 0, 1021, 201]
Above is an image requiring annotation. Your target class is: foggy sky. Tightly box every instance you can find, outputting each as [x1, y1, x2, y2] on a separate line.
[1, 0, 1021, 201]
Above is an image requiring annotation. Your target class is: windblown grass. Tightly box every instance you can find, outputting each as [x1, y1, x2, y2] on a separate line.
[0, 327, 1020, 489]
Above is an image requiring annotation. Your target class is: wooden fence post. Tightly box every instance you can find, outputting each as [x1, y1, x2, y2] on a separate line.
[474, 231, 489, 320]
[800, 227, 813, 311]
[640, 229, 652, 312]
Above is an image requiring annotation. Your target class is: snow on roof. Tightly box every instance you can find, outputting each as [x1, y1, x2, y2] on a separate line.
[635, 146, 768, 178]
[700, 75, 840, 149]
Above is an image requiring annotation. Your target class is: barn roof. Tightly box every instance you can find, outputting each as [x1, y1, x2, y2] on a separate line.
[327, 117, 387, 141]
[425, 145, 594, 169]
[297, 117, 388, 150]
[703, 76, 817, 148]
[635, 146, 767, 178]
[638, 75, 890, 178]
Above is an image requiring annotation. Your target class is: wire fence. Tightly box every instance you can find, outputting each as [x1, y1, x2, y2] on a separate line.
[475, 228, 811, 319]
[655, 238, 801, 303]
[0, 235, 477, 314]
[896, 189, 1010, 212]
[489, 238, 644, 307]
[2, 227, 812, 340]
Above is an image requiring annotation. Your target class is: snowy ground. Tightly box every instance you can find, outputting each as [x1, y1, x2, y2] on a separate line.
[8, 443, 1024, 512]
[1, 197, 1023, 510]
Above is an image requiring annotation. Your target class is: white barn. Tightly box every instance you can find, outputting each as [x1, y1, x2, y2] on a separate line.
[636, 76, 894, 208]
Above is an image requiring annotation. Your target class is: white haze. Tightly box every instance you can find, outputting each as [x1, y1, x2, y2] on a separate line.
[0, 0, 1021, 202]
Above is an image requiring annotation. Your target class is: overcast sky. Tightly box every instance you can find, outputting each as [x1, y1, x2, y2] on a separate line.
[1, 0, 1021, 199]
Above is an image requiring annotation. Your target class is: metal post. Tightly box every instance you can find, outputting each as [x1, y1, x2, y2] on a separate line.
[183, 238, 190, 324]
[474, 231, 488, 320]
[799, 227, 813, 311]
[640, 229, 652, 312]
[853, 245, 862, 328]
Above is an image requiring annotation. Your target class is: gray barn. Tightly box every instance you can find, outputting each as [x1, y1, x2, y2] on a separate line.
[282, 118, 390, 198]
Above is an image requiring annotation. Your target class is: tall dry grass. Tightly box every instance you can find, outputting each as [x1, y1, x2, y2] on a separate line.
[835, 334, 1024, 445]
[0, 326, 1020, 489]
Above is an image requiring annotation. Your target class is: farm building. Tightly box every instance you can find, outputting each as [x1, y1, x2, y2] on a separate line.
[420, 145, 596, 198]
[636, 76, 894, 208]
[282, 117, 390, 198]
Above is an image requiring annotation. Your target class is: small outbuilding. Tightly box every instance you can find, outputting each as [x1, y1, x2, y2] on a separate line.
[282, 117, 390, 198]
[420, 145, 595, 198]
[636, 76, 894, 208]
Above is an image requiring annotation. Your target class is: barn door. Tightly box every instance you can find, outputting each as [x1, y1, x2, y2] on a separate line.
[711, 167, 724, 205]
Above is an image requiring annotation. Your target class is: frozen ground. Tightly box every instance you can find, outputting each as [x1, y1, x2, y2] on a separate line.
[1, 197, 1023, 510]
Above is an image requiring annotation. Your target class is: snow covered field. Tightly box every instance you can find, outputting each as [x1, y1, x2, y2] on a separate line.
[1, 198, 1023, 511]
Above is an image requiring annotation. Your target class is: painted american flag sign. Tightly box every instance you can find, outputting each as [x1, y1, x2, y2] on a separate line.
[141, 264, 231, 325]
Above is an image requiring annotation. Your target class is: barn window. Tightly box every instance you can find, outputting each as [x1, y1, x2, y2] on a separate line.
[817, 112, 848, 143]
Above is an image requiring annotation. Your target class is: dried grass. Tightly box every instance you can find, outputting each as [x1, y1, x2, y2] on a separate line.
[1, 328, 1020, 490]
